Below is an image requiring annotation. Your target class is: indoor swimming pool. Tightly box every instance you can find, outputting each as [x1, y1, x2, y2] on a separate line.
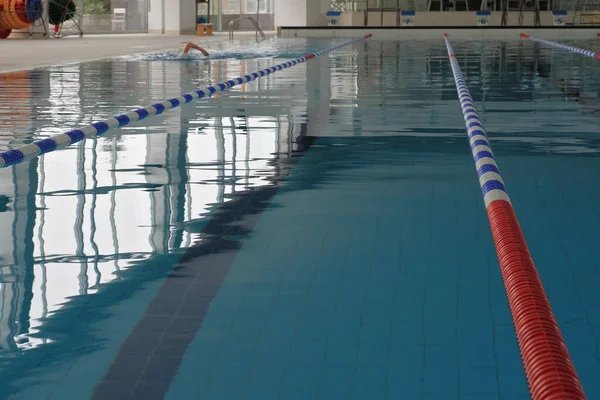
[0, 35, 599, 399]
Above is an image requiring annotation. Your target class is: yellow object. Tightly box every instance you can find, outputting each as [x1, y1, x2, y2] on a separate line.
[581, 13, 600, 24]
[196, 23, 213, 36]
[0, 0, 10, 28]
[0, 0, 33, 30]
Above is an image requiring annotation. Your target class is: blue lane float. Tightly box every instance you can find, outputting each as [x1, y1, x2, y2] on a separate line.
[443, 34, 510, 208]
[0, 34, 373, 169]
[520, 33, 600, 60]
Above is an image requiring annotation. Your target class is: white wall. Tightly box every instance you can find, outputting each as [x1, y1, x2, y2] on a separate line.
[306, 0, 324, 26]
[274, 0, 330, 27]
[165, 3, 180, 34]
[180, 1, 197, 35]
[274, 0, 307, 27]
[148, 0, 163, 33]
[148, 0, 196, 34]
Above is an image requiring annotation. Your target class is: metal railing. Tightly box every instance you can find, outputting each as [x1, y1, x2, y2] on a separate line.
[228, 17, 266, 41]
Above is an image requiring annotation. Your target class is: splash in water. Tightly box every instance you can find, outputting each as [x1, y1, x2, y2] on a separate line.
[128, 38, 327, 62]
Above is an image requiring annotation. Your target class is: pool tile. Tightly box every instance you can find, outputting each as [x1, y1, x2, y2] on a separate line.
[247, 361, 286, 387]
[141, 355, 184, 383]
[153, 336, 193, 357]
[353, 364, 387, 390]
[277, 384, 317, 400]
[131, 381, 171, 400]
[243, 384, 281, 400]
[576, 368, 600, 399]
[254, 338, 292, 363]
[356, 342, 390, 366]
[49, 379, 96, 400]
[103, 354, 149, 382]
[460, 367, 498, 395]
[316, 384, 352, 400]
[325, 341, 358, 366]
[386, 365, 422, 395]
[422, 365, 459, 395]
[119, 333, 163, 356]
[290, 338, 326, 363]
[219, 339, 258, 362]
[199, 381, 244, 400]
[132, 316, 172, 335]
[498, 368, 528, 396]
[424, 345, 457, 368]
[92, 381, 135, 400]
[283, 362, 323, 389]
[164, 383, 205, 400]
[166, 317, 204, 338]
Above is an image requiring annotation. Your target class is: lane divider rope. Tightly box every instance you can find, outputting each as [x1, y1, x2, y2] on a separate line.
[520, 33, 600, 60]
[0, 33, 373, 169]
[444, 33, 586, 400]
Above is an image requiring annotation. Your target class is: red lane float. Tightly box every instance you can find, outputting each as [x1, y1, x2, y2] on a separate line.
[445, 33, 586, 400]
[486, 200, 586, 399]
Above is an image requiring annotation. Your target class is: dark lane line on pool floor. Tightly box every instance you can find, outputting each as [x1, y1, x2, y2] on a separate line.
[91, 134, 316, 400]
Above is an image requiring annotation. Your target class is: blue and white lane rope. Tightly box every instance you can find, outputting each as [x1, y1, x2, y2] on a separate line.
[0, 34, 373, 169]
[520, 33, 600, 60]
[443, 34, 511, 208]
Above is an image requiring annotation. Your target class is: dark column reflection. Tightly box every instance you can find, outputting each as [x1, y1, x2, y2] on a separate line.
[168, 128, 190, 251]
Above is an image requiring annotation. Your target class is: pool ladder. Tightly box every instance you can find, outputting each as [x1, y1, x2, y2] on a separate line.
[228, 17, 266, 42]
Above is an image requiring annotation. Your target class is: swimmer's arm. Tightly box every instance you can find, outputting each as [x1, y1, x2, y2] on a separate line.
[182, 42, 209, 56]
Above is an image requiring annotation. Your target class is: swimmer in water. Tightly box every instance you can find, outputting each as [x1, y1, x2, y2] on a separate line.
[182, 42, 209, 57]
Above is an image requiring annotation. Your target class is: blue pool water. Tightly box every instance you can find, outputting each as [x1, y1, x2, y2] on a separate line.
[0, 37, 600, 399]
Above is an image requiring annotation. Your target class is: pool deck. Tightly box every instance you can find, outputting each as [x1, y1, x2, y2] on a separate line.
[0, 32, 272, 74]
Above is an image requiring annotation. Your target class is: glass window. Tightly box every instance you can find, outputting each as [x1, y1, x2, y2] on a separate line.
[244, 0, 269, 13]
[81, 0, 149, 32]
[222, 0, 242, 14]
